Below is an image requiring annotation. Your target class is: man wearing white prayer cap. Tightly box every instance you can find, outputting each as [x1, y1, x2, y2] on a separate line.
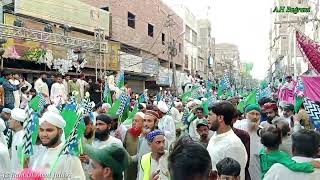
[9, 108, 27, 172]
[171, 101, 183, 138]
[156, 101, 176, 148]
[0, 118, 11, 174]
[30, 111, 85, 180]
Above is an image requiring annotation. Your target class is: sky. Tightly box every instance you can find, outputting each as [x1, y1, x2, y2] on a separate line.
[163, 0, 274, 80]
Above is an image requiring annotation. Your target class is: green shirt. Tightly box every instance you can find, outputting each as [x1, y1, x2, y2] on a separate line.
[260, 148, 314, 179]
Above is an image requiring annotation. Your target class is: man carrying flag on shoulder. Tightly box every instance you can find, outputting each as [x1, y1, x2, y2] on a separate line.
[29, 111, 85, 179]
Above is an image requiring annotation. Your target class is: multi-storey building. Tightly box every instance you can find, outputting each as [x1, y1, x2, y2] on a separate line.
[269, 0, 313, 79]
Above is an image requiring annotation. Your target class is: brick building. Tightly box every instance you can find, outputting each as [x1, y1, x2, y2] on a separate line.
[81, 0, 184, 92]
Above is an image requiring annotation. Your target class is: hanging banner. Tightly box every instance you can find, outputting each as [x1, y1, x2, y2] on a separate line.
[296, 31, 320, 74]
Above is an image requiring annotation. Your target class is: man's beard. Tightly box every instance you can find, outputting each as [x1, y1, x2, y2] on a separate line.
[42, 134, 60, 147]
[200, 134, 208, 140]
[210, 123, 219, 132]
[267, 116, 274, 124]
[143, 127, 152, 135]
[84, 130, 94, 139]
[95, 128, 110, 141]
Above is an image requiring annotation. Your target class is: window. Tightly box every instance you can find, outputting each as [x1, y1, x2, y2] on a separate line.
[148, 24, 154, 37]
[179, 43, 182, 52]
[185, 55, 189, 68]
[128, 12, 135, 29]
[162, 33, 165, 45]
[101, 7, 109, 11]
[282, 36, 287, 39]
[298, 0, 302, 4]
[192, 31, 197, 45]
[185, 26, 191, 41]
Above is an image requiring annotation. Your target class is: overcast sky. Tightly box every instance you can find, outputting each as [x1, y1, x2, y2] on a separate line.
[163, 0, 274, 80]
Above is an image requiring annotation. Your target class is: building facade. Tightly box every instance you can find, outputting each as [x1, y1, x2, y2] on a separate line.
[82, 0, 184, 92]
[269, 0, 312, 79]
[1, 0, 113, 81]
[214, 43, 241, 86]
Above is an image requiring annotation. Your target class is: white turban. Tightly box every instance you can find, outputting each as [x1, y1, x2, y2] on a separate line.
[193, 99, 202, 105]
[47, 105, 60, 114]
[140, 103, 147, 109]
[11, 108, 27, 122]
[157, 101, 169, 113]
[174, 101, 183, 107]
[102, 103, 111, 110]
[186, 101, 194, 108]
[40, 111, 66, 129]
[0, 119, 6, 146]
[0, 119, 5, 132]
[201, 98, 207, 102]
[136, 112, 145, 119]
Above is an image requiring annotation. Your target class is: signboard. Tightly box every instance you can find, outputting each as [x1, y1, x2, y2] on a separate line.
[157, 66, 172, 86]
[106, 42, 120, 71]
[120, 52, 142, 73]
[14, 0, 110, 35]
[142, 58, 159, 75]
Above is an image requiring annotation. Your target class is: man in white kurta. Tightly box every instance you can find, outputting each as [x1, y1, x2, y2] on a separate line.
[63, 75, 70, 95]
[189, 106, 206, 141]
[10, 74, 21, 108]
[9, 108, 27, 173]
[77, 75, 88, 100]
[50, 76, 67, 104]
[34, 74, 49, 97]
[0, 118, 10, 174]
[92, 114, 123, 149]
[234, 104, 263, 180]
[157, 101, 176, 148]
[30, 111, 85, 180]
[207, 101, 247, 180]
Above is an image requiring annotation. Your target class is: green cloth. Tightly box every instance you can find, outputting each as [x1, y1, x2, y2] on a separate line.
[294, 95, 303, 113]
[245, 104, 261, 113]
[259, 148, 314, 179]
[237, 90, 257, 113]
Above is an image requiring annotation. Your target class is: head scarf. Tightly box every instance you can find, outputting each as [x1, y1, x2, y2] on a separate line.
[157, 101, 168, 113]
[262, 102, 278, 111]
[39, 111, 66, 129]
[146, 130, 164, 143]
[11, 108, 27, 122]
[245, 104, 261, 113]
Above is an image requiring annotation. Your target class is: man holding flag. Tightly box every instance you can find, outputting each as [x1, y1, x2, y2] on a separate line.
[9, 108, 27, 173]
[29, 111, 85, 179]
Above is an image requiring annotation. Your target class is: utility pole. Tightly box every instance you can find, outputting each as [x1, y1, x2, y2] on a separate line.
[167, 14, 178, 94]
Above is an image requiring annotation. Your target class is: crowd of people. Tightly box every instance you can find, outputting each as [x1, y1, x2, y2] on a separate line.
[0, 70, 319, 180]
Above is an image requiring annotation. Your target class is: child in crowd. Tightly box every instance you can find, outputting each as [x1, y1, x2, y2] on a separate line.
[20, 87, 32, 109]
[216, 157, 241, 180]
[259, 125, 320, 179]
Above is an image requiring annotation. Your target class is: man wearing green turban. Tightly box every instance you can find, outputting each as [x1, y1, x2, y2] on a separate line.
[85, 144, 129, 180]
[234, 104, 263, 180]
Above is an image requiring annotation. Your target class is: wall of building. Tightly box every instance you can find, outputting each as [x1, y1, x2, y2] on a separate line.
[82, 0, 184, 66]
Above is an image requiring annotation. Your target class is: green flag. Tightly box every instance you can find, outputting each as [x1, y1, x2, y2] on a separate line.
[117, 71, 125, 89]
[180, 86, 200, 103]
[201, 100, 209, 116]
[104, 82, 113, 104]
[294, 95, 303, 113]
[237, 90, 257, 113]
[29, 95, 45, 144]
[108, 93, 130, 120]
[260, 80, 268, 89]
[61, 109, 85, 140]
[217, 84, 224, 97]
